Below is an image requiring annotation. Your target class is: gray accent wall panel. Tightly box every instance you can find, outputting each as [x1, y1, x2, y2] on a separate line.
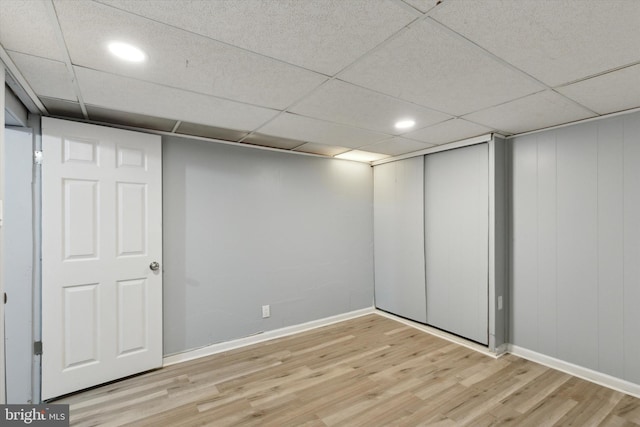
[3, 128, 34, 403]
[510, 110, 640, 386]
[162, 136, 374, 356]
[373, 156, 426, 323]
[556, 124, 598, 370]
[597, 117, 624, 378]
[425, 144, 489, 345]
[623, 114, 640, 384]
[536, 132, 558, 357]
[511, 135, 538, 351]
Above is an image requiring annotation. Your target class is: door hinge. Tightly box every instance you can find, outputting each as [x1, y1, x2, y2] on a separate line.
[34, 150, 43, 165]
[3, 292, 6, 304]
[34, 341, 43, 355]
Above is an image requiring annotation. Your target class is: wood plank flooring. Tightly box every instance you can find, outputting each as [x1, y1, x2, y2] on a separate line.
[54, 314, 640, 426]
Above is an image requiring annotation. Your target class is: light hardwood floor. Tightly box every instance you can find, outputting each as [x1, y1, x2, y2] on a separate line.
[54, 314, 640, 426]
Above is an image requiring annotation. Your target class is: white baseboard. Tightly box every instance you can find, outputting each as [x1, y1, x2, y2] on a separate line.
[163, 307, 376, 367]
[508, 344, 640, 399]
[373, 309, 499, 359]
[494, 343, 509, 356]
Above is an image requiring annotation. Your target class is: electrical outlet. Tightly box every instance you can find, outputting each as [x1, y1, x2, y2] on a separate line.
[498, 296, 503, 310]
[262, 305, 270, 318]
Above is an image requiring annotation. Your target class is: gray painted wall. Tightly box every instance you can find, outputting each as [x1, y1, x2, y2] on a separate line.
[510, 111, 640, 384]
[162, 136, 374, 356]
[3, 127, 33, 403]
[373, 156, 426, 323]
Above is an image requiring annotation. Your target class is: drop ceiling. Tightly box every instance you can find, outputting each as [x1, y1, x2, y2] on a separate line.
[1, 0, 639, 160]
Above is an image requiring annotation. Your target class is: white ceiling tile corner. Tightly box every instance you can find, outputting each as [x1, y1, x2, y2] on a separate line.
[464, 90, 597, 134]
[0, 0, 65, 62]
[75, 67, 279, 131]
[242, 133, 306, 150]
[292, 143, 351, 157]
[403, 119, 494, 145]
[257, 113, 392, 149]
[8, 52, 76, 101]
[556, 65, 640, 116]
[401, 0, 439, 13]
[359, 137, 435, 156]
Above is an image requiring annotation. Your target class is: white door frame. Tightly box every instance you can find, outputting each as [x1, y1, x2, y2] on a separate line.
[30, 115, 42, 404]
[1, 64, 7, 404]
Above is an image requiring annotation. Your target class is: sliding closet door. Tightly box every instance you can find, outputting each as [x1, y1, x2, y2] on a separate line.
[374, 157, 426, 323]
[425, 144, 488, 344]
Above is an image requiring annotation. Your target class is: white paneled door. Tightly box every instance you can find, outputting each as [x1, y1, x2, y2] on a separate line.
[41, 118, 162, 400]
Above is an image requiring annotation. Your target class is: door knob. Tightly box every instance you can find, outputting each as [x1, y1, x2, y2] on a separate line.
[149, 261, 160, 271]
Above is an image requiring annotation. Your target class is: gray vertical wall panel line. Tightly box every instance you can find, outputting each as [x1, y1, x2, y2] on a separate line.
[623, 114, 640, 384]
[162, 135, 374, 356]
[3, 128, 34, 403]
[373, 156, 426, 323]
[556, 123, 599, 370]
[424, 144, 489, 345]
[510, 135, 539, 349]
[596, 117, 624, 378]
[537, 132, 558, 357]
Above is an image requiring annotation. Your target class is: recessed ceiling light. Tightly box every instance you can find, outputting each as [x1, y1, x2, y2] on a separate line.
[108, 41, 146, 62]
[335, 150, 390, 163]
[394, 119, 416, 130]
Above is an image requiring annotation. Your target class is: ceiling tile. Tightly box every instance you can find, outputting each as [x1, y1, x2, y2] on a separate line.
[95, 0, 417, 75]
[257, 113, 391, 149]
[175, 122, 247, 141]
[53, 0, 327, 110]
[40, 97, 84, 119]
[75, 67, 279, 131]
[430, 0, 640, 87]
[8, 52, 76, 101]
[87, 105, 178, 132]
[292, 143, 350, 157]
[404, 119, 493, 145]
[340, 19, 543, 116]
[464, 90, 596, 134]
[335, 150, 390, 162]
[556, 65, 640, 116]
[290, 80, 452, 135]
[242, 133, 306, 150]
[402, 0, 439, 13]
[0, 0, 64, 61]
[358, 137, 434, 156]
